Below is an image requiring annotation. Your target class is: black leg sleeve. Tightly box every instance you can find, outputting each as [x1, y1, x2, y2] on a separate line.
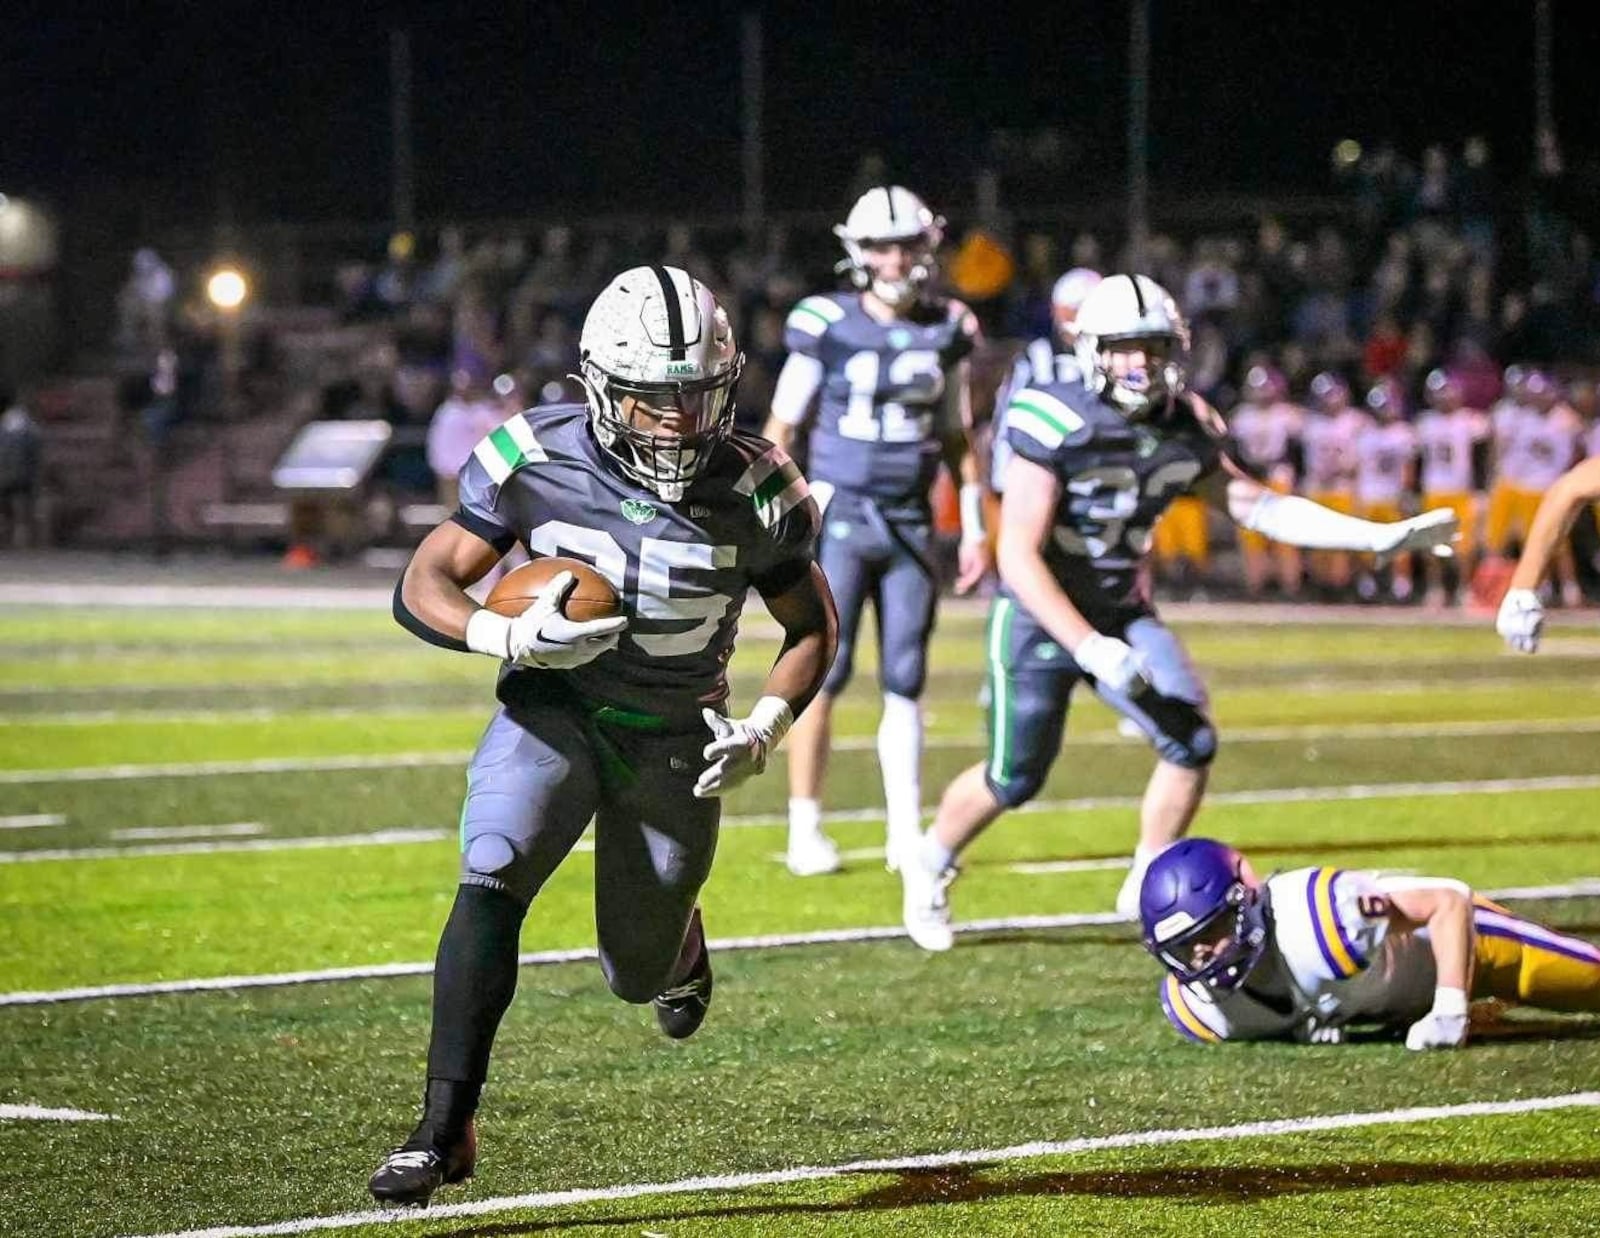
[425, 884, 527, 1083]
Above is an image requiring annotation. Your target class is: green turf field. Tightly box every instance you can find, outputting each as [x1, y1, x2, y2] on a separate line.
[3, 599, 1600, 1237]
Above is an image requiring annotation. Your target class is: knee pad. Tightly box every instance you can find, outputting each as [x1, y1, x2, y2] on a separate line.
[1148, 706, 1218, 769]
[985, 764, 1047, 810]
[881, 646, 928, 700]
[821, 639, 857, 695]
[462, 833, 530, 901]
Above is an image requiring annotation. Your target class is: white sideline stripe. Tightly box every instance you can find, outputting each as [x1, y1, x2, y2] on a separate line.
[122, 1091, 1600, 1238]
[9, 772, 1600, 866]
[0, 828, 448, 865]
[1009, 857, 1135, 874]
[6, 876, 1596, 1009]
[0, 813, 65, 830]
[7, 714, 1600, 784]
[109, 823, 266, 842]
[0, 1103, 116, 1122]
[0, 751, 466, 784]
[0, 912, 1128, 1007]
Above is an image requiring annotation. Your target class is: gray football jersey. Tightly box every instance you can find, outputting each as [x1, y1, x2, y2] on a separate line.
[783, 290, 977, 508]
[457, 405, 819, 730]
[1002, 381, 1226, 620]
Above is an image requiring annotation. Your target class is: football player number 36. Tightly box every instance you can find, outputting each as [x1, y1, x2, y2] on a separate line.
[525, 521, 734, 657]
[838, 350, 944, 443]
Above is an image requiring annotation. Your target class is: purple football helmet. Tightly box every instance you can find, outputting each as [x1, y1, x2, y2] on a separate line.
[1139, 838, 1269, 990]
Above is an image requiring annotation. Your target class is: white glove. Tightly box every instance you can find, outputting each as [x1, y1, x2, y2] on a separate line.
[1371, 508, 1459, 560]
[1294, 1018, 1345, 1046]
[1405, 987, 1470, 1051]
[1497, 588, 1544, 654]
[465, 571, 627, 669]
[693, 697, 793, 799]
[1072, 632, 1150, 696]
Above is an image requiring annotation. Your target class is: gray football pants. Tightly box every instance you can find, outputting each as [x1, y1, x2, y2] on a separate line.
[459, 703, 718, 1003]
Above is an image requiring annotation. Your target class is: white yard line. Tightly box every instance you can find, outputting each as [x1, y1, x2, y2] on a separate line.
[5, 877, 1595, 1009]
[0, 828, 447, 865]
[0, 752, 466, 784]
[120, 1090, 1600, 1238]
[7, 713, 1600, 784]
[7, 771, 1600, 866]
[109, 823, 266, 842]
[0, 1103, 116, 1122]
[0, 812, 66, 830]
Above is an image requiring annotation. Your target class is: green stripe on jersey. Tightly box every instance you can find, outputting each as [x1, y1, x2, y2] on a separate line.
[786, 296, 844, 337]
[1008, 391, 1083, 438]
[472, 416, 546, 484]
[753, 474, 809, 529]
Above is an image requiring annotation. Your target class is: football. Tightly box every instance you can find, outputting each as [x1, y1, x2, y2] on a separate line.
[485, 557, 622, 622]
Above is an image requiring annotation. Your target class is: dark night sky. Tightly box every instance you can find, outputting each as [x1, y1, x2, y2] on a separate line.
[3, 1, 1596, 229]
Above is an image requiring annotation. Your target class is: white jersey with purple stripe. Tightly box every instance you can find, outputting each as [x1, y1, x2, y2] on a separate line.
[1159, 867, 1427, 1043]
[782, 290, 976, 507]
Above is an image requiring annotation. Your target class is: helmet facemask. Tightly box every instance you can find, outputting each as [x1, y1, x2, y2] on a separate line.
[577, 265, 743, 504]
[1079, 332, 1189, 421]
[580, 357, 742, 504]
[834, 186, 945, 308]
[1148, 878, 1269, 991]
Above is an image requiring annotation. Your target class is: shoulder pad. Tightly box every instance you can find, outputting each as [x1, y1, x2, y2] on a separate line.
[785, 295, 847, 343]
[1005, 385, 1089, 451]
[470, 412, 549, 485]
[731, 438, 812, 532]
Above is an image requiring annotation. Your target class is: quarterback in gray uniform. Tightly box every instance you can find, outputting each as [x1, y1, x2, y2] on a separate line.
[371, 266, 838, 1207]
[899, 274, 1459, 951]
[763, 185, 990, 879]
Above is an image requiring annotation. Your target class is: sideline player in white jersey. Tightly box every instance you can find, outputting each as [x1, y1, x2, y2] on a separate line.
[1140, 838, 1600, 1048]
[1298, 372, 1367, 595]
[1228, 366, 1304, 598]
[1353, 378, 1420, 601]
[1415, 369, 1490, 606]
[763, 186, 989, 877]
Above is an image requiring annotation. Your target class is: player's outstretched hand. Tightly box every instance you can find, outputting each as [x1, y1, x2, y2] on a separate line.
[1496, 588, 1544, 655]
[509, 571, 627, 669]
[1373, 508, 1458, 561]
[1072, 632, 1150, 697]
[694, 699, 794, 798]
[1405, 1009, 1469, 1051]
[1294, 1017, 1345, 1046]
[953, 539, 992, 596]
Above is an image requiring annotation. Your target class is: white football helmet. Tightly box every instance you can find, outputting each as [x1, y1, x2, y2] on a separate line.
[1074, 273, 1191, 419]
[833, 185, 945, 307]
[1050, 267, 1102, 343]
[577, 265, 743, 503]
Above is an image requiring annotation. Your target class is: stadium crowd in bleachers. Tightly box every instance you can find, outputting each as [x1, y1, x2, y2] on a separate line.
[58, 137, 1600, 594]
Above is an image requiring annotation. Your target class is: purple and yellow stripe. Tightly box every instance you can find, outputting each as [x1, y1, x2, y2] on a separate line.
[1160, 975, 1221, 1043]
[1306, 868, 1365, 979]
[1474, 908, 1600, 966]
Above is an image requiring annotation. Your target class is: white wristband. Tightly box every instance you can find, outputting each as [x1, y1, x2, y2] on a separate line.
[959, 482, 987, 547]
[1431, 986, 1469, 1018]
[464, 608, 513, 659]
[748, 695, 795, 748]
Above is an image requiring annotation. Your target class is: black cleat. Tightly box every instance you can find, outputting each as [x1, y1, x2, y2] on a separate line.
[367, 1119, 477, 1208]
[653, 933, 714, 1040]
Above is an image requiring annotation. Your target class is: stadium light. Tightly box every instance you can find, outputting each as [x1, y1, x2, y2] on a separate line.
[1332, 139, 1362, 169]
[206, 267, 249, 311]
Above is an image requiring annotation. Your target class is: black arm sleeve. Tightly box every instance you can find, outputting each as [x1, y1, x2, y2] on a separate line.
[392, 577, 471, 653]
